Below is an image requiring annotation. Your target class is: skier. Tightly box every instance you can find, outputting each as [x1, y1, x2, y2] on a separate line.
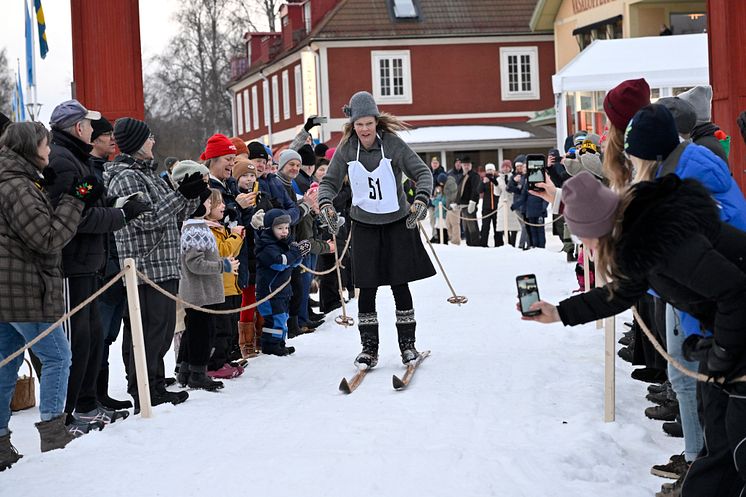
[317, 91, 436, 369]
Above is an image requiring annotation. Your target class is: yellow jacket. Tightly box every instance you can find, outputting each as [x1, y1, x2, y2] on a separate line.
[207, 221, 243, 297]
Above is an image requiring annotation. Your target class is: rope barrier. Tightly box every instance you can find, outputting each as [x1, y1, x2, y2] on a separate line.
[631, 306, 746, 385]
[445, 207, 563, 227]
[135, 270, 291, 315]
[298, 229, 353, 275]
[0, 268, 129, 369]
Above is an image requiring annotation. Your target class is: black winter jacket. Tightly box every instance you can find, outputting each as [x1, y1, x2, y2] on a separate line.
[47, 130, 126, 276]
[557, 176, 746, 352]
[457, 170, 481, 206]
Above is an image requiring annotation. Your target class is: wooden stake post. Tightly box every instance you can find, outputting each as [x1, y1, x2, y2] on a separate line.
[439, 202, 445, 244]
[123, 258, 153, 418]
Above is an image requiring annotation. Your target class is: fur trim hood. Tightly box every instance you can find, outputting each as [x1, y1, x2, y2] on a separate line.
[616, 174, 721, 276]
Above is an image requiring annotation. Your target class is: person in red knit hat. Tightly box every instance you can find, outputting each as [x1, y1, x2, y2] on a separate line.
[600, 78, 650, 190]
[230, 137, 249, 159]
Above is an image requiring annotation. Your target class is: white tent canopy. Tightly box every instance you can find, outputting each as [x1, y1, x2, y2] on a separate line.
[552, 33, 709, 93]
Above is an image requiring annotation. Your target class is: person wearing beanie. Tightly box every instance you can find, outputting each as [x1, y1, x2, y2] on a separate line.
[495, 159, 520, 247]
[295, 144, 316, 194]
[113, 117, 151, 156]
[315, 142, 329, 159]
[522, 172, 746, 497]
[677, 86, 729, 163]
[254, 208, 311, 356]
[46, 103, 152, 430]
[657, 97, 697, 138]
[176, 188, 239, 391]
[478, 162, 500, 247]
[428, 171, 448, 244]
[230, 137, 249, 158]
[425, 156, 446, 238]
[324, 147, 336, 161]
[105, 117, 207, 411]
[317, 90, 435, 370]
[172, 160, 209, 184]
[600, 78, 651, 190]
[248, 141, 269, 162]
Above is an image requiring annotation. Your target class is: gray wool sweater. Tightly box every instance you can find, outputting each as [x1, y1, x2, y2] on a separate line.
[318, 132, 432, 225]
[179, 219, 229, 307]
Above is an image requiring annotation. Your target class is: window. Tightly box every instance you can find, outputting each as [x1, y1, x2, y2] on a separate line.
[392, 0, 417, 19]
[243, 89, 251, 132]
[252, 86, 259, 130]
[573, 16, 623, 51]
[262, 81, 270, 126]
[371, 50, 412, 104]
[294, 65, 303, 115]
[669, 13, 707, 35]
[282, 70, 290, 120]
[236, 94, 243, 135]
[304, 2, 312, 33]
[272, 75, 280, 123]
[500, 47, 540, 101]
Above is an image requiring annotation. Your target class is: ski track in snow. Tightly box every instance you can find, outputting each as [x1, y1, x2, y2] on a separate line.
[2, 243, 679, 497]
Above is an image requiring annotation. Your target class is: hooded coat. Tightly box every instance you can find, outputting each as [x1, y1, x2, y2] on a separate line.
[557, 176, 746, 353]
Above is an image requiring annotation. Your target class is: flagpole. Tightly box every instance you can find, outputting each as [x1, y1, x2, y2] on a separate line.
[29, 0, 37, 121]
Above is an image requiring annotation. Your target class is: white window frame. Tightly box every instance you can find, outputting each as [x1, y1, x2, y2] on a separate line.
[304, 1, 312, 33]
[243, 89, 251, 132]
[263, 80, 270, 126]
[499, 46, 540, 101]
[282, 70, 290, 120]
[272, 75, 280, 123]
[252, 85, 259, 130]
[294, 65, 303, 115]
[371, 50, 412, 104]
[236, 94, 244, 135]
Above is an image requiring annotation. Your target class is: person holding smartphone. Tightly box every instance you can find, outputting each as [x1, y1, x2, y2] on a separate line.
[522, 171, 746, 497]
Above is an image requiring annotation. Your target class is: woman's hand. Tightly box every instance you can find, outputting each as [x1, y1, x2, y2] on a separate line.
[516, 300, 561, 324]
[528, 175, 557, 204]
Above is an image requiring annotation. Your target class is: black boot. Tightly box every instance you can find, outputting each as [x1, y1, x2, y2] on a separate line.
[97, 367, 133, 410]
[396, 309, 419, 365]
[35, 414, 75, 452]
[261, 331, 295, 356]
[187, 366, 224, 391]
[177, 362, 190, 387]
[287, 316, 301, 339]
[354, 312, 379, 369]
[0, 432, 22, 471]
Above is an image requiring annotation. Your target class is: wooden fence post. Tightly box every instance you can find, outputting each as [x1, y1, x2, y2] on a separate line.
[123, 258, 153, 418]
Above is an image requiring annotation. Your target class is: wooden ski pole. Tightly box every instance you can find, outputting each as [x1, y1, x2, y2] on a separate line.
[332, 233, 354, 327]
[123, 258, 152, 418]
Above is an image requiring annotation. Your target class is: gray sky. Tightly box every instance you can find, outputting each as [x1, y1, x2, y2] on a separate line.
[1, 0, 181, 125]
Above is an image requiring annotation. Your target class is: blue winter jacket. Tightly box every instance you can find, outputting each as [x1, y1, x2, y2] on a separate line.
[258, 173, 300, 225]
[657, 142, 746, 337]
[254, 228, 303, 302]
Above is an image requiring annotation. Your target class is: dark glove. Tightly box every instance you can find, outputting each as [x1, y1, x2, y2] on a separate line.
[291, 240, 312, 257]
[406, 194, 429, 229]
[737, 110, 746, 146]
[121, 197, 151, 222]
[304, 115, 327, 132]
[69, 175, 105, 206]
[177, 172, 208, 199]
[682, 335, 740, 374]
[318, 203, 340, 235]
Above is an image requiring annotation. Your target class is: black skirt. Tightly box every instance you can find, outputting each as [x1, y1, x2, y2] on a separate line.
[350, 217, 436, 288]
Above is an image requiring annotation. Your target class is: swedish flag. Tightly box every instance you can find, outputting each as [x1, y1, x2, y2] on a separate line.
[34, 0, 48, 59]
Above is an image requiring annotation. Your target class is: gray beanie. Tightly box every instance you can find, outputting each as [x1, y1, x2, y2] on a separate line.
[172, 160, 209, 184]
[657, 97, 697, 135]
[343, 91, 380, 123]
[562, 171, 620, 239]
[678, 86, 712, 125]
[278, 149, 302, 170]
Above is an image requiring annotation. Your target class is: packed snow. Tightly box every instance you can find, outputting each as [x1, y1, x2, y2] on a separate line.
[1, 235, 679, 496]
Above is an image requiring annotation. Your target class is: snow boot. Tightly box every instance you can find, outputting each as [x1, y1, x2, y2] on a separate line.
[96, 367, 133, 410]
[662, 420, 683, 438]
[648, 381, 669, 395]
[261, 331, 295, 356]
[354, 312, 379, 370]
[631, 367, 667, 384]
[645, 400, 680, 422]
[238, 322, 258, 359]
[177, 361, 190, 387]
[651, 454, 689, 480]
[77, 405, 129, 425]
[188, 366, 224, 391]
[0, 432, 22, 471]
[208, 363, 242, 380]
[35, 414, 76, 452]
[396, 309, 419, 365]
[65, 414, 105, 438]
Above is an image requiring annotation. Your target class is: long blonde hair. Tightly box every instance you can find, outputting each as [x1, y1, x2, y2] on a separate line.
[339, 112, 410, 147]
[602, 124, 630, 191]
[594, 189, 636, 294]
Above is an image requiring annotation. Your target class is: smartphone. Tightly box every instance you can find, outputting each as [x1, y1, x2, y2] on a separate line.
[313, 116, 328, 125]
[525, 154, 546, 191]
[516, 274, 541, 317]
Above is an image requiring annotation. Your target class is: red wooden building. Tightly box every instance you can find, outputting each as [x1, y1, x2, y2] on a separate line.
[228, 0, 557, 167]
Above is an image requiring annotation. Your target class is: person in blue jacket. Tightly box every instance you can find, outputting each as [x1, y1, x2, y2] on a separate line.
[254, 209, 310, 356]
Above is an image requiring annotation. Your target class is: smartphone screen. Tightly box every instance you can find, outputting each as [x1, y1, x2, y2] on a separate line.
[516, 274, 541, 317]
[527, 161, 545, 183]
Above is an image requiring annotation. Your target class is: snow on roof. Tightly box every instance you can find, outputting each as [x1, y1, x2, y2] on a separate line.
[400, 125, 532, 145]
[552, 33, 709, 93]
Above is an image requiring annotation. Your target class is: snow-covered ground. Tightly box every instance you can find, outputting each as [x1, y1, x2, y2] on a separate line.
[2, 237, 679, 496]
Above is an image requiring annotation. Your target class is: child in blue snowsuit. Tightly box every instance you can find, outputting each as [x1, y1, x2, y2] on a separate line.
[255, 209, 310, 356]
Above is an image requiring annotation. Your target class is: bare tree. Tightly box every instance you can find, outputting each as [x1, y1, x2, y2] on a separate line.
[144, 0, 277, 162]
[0, 49, 15, 118]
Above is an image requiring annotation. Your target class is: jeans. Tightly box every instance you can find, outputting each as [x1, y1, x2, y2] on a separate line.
[0, 322, 71, 433]
[299, 253, 317, 325]
[666, 305, 704, 461]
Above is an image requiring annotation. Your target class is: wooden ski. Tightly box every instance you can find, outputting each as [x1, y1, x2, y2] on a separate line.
[392, 350, 431, 390]
[339, 368, 370, 394]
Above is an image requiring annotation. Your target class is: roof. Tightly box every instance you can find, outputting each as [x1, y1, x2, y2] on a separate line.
[316, 0, 546, 40]
[399, 123, 556, 151]
[529, 0, 562, 32]
[552, 34, 709, 93]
